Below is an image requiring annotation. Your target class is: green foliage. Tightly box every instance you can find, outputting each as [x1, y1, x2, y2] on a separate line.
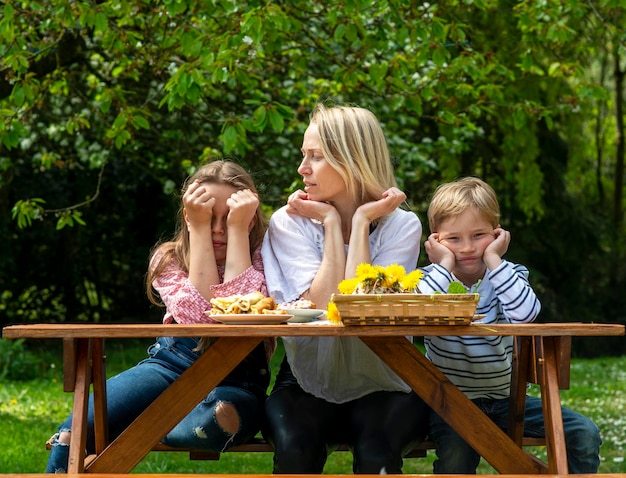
[1, 0, 626, 349]
[447, 281, 468, 294]
[0, 338, 39, 381]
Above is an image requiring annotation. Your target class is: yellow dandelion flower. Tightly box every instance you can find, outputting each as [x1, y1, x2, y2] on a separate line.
[383, 263, 406, 288]
[400, 269, 424, 291]
[327, 301, 341, 323]
[355, 263, 380, 281]
[338, 277, 360, 294]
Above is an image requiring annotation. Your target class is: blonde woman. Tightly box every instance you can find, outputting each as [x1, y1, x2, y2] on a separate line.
[46, 161, 273, 473]
[262, 104, 429, 474]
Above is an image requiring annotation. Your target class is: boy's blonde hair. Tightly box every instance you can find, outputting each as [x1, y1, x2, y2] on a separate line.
[427, 177, 500, 233]
[311, 104, 397, 206]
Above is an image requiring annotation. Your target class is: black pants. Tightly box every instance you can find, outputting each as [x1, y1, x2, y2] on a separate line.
[264, 357, 430, 474]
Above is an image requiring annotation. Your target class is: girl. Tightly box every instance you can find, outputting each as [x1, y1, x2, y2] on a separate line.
[46, 160, 273, 472]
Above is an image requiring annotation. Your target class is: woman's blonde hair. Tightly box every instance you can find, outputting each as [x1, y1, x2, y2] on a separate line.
[311, 104, 397, 205]
[427, 177, 500, 233]
[145, 160, 267, 305]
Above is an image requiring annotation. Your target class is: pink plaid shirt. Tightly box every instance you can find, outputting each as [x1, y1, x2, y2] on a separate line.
[152, 247, 267, 325]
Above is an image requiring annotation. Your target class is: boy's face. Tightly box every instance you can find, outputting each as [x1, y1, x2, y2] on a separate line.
[436, 206, 497, 281]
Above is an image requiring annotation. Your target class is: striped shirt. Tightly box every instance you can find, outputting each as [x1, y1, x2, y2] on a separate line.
[419, 261, 541, 399]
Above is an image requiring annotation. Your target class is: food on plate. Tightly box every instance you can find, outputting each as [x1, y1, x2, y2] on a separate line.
[278, 298, 316, 310]
[208, 292, 287, 315]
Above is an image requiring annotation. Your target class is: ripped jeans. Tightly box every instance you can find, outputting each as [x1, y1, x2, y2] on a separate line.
[46, 336, 268, 473]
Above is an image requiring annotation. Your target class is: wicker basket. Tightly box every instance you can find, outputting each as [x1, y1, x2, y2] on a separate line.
[331, 293, 480, 326]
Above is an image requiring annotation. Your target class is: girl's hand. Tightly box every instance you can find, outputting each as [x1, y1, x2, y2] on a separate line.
[424, 233, 456, 271]
[285, 189, 337, 224]
[354, 187, 406, 223]
[183, 179, 216, 228]
[226, 189, 259, 230]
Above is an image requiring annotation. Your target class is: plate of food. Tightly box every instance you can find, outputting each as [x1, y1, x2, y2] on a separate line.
[283, 309, 326, 323]
[277, 299, 324, 323]
[210, 314, 293, 325]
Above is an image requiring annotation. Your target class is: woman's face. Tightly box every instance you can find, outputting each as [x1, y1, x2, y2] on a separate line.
[298, 122, 348, 203]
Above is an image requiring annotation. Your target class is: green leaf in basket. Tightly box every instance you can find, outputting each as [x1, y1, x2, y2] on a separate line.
[447, 281, 467, 294]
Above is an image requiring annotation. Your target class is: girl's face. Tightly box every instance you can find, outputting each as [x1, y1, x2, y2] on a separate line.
[298, 122, 348, 204]
[436, 206, 496, 284]
[205, 183, 239, 265]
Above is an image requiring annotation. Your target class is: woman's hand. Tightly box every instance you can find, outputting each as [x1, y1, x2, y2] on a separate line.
[285, 189, 338, 224]
[354, 187, 406, 223]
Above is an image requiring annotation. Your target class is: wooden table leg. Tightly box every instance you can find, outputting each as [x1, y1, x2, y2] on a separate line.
[91, 338, 108, 454]
[67, 338, 92, 473]
[508, 336, 531, 445]
[361, 336, 547, 475]
[535, 336, 569, 474]
[86, 336, 262, 473]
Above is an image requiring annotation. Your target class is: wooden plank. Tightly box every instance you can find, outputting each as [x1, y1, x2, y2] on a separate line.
[91, 338, 108, 454]
[62, 338, 77, 392]
[86, 337, 262, 473]
[508, 336, 532, 446]
[3, 322, 625, 339]
[67, 339, 92, 473]
[556, 336, 571, 389]
[536, 337, 568, 474]
[360, 336, 547, 475]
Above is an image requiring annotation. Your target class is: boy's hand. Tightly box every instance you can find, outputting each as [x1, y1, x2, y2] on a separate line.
[483, 227, 510, 269]
[226, 189, 259, 230]
[424, 233, 456, 272]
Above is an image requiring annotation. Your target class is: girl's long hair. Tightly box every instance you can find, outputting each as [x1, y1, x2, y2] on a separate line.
[145, 160, 267, 305]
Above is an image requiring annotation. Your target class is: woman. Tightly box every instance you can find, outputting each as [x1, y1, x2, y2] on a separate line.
[46, 160, 274, 473]
[261, 104, 430, 474]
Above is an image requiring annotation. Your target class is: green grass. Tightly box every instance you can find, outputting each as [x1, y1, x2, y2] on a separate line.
[1, 338, 625, 474]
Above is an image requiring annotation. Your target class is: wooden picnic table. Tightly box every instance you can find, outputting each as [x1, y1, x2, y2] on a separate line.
[2, 321, 624, 475]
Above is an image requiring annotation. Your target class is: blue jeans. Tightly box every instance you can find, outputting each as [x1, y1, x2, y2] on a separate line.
[428, 395, 601, 474]
[46, 337, 269, 473]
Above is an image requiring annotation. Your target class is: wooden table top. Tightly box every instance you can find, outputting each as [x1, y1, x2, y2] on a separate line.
[3, 321, 624, 339]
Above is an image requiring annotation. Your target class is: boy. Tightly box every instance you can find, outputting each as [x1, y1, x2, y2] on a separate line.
[419, 177, 601, 474]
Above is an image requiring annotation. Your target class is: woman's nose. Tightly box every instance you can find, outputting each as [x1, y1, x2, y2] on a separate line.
[297, 158, 310, 175]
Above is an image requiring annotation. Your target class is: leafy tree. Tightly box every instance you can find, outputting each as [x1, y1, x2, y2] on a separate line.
[1, 0, 624, 354]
